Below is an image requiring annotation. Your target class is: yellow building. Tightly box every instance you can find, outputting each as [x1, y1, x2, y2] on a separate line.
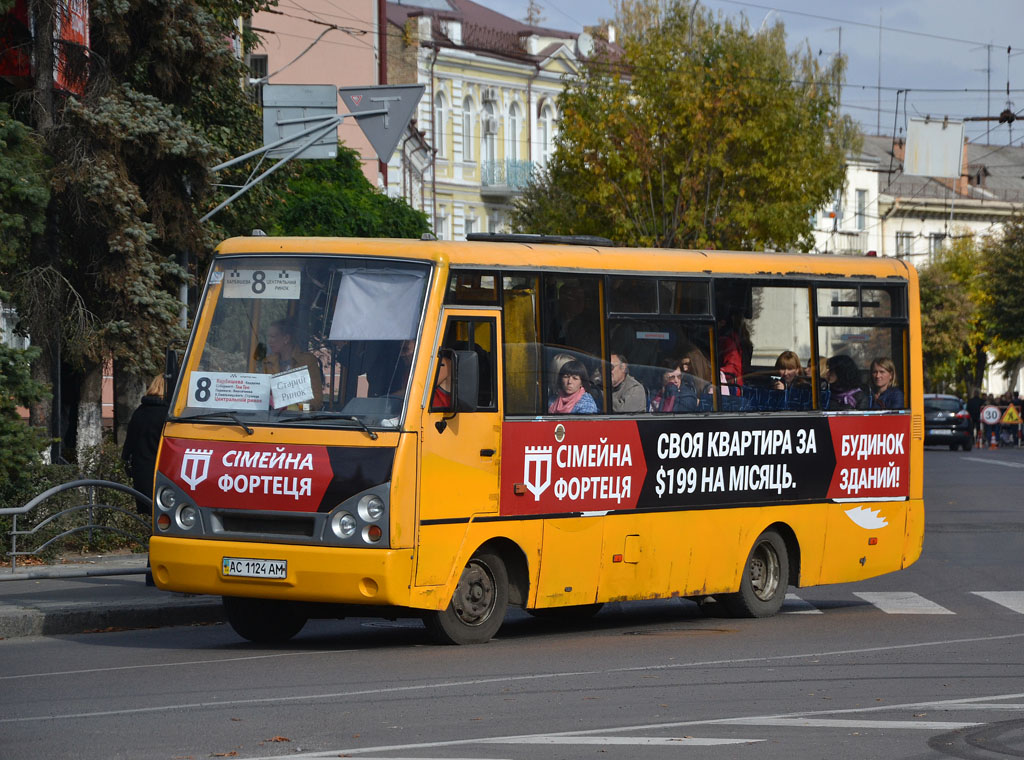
[386, 0, 602, 238]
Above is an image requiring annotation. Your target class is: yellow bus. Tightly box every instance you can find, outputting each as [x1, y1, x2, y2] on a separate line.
[150, 234, 923, 644]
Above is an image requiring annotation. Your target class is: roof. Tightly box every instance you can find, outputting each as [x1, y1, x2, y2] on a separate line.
[859, 134, 1024, 206]
[387, 0, 617, 63]
[215, 236, 916, 282]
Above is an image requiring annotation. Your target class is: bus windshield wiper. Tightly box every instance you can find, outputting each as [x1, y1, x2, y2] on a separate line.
[300, 412, 379, 440]
[171, 411, 254, 435]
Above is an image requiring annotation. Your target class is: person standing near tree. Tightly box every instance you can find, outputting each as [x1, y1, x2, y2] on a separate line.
[966, 389, 983, 444]
[121, 376, 168, 515]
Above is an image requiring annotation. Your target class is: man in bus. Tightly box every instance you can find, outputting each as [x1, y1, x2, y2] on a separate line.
[610, 353, 647, 413]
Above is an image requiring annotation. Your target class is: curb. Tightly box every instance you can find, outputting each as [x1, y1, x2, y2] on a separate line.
[0, 597, 225, 639]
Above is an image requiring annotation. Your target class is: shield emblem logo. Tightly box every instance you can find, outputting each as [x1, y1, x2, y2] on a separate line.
[181, 448, 214, 490]
[523, 445, 552, 501]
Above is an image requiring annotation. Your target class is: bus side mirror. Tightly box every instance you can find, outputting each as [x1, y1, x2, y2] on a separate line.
[452, 349, 479, 413]
[164, 347, 180, 404]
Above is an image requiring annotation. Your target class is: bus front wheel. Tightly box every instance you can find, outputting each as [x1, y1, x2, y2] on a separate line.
[423, 550, 508, 645]
[222, 596, 308, 644]
[722, 530, 789, 618]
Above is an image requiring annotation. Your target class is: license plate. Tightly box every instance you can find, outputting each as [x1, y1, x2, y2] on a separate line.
[222, 557, 287, 579]
[930, 428, 951, 435]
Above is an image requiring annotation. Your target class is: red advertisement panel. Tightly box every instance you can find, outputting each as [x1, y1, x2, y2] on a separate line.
[825, 416, 911, 501]
[159, 438, 332, 513]
[500, 420, 647, 516]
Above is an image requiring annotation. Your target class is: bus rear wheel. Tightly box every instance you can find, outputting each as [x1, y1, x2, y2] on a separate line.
[423, 550, 508, 645]
[222, 596, 308, 643]
[722, 530, 789, 618]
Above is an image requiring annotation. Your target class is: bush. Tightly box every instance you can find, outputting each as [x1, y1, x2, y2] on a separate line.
[0, 439, 149, 565]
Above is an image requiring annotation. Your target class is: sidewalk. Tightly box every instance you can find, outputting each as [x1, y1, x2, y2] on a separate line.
[0, 553, 224, 640]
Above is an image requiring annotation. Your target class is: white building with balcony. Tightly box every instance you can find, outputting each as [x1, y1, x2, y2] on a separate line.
[386, 0, 608, 239]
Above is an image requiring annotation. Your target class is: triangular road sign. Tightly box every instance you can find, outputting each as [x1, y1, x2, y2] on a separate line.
[339, 84, 425, 163]
[1000, 404, 1021, 424]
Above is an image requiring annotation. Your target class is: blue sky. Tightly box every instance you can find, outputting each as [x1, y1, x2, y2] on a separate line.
[485, 0, 1024, 144]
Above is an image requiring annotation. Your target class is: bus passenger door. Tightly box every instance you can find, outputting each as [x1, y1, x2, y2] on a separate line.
[416, 310, 502, 586]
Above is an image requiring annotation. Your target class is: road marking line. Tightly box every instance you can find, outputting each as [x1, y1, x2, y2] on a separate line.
[853, 591, 954, 614]
[782, 593, 822, 613]
[483, 736, 761, 746]
[972, 591, 1024, 614]
[961, 456, 1024, 469]
[230, 691, 1024, 760]
[6, 633, 1024, 725]
[718, 717, 979, 730]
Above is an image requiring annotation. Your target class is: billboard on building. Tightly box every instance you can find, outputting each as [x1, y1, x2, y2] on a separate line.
[0, 0, 89, 95]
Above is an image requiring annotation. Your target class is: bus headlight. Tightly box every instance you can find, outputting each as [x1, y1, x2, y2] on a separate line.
[176, 505, 198, 530]
[331, 512, 357, 539]
[358, 495, 385, 522]
[156, 487, 177, 511]
[362, 524, 383, 544]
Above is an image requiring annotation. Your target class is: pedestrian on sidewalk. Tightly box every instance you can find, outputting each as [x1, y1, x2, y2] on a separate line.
[121, 375, 168, 515]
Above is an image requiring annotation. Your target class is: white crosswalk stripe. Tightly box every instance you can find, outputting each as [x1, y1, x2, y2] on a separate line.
[972, 591, 1024, 614]
[852, 591, 955, 614]
[782, 592, 823, 613]
[782, 590, 1024, 615]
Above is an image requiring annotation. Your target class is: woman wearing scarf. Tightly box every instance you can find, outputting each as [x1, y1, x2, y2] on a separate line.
[548, 359, 598, 414]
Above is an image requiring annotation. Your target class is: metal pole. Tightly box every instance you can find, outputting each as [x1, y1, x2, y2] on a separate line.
[200, 118, 345, 223]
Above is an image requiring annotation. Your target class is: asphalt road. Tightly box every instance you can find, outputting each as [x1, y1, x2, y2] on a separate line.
[2, 446, 1023, 760]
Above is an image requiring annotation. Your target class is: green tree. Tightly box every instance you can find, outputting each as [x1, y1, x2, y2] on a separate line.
[5, 0, 274, 460]
[512, 0, 857, 250]
[0, 104, 50, 494]
[978, 213, 1024, 388]
[267, 146, 430, 238]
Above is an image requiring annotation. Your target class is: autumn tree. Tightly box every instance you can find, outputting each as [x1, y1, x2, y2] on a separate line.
[917, 235, 986, 393]
[978, 213, 1024, 390]
[512, 0, 857, 250]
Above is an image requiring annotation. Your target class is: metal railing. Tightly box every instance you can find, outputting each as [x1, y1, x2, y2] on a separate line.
[480, 159, 533, 190]
[0, 479, 151, 573]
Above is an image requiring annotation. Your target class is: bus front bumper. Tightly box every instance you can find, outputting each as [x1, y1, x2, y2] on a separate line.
[149, 536, 414, 606]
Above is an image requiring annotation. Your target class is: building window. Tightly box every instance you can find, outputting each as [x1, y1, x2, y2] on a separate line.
[434, 92, 447, 158]
[895, 232, 914, 257]
[462, 96, 474, 162]
[538, 102, 555, 166]
[929, 233, 946, 260]
[856, 189, 867, 231]
[435, 208, 449, 240]
[483, 102, 497, 163]
[246, 55, 267, 105]
[465, 215, 476, 236]
[507, 102, 520, 162]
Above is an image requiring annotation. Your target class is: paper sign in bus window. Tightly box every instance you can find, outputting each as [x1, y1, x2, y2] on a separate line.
[223, 269, 301, 300]
[270, 366, 314, 409]
[188, 372, 271, 410]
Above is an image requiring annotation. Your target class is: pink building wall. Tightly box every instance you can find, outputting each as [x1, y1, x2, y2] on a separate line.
[250, 1, 384, 185]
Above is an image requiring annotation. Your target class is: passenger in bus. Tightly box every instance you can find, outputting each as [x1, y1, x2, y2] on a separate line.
[868, 357, 904, 409]
[827, 354, 868, 410]
[772, 351, 806, 391]
[650, 358, 698, 413]
[264, 319, 324, 409]
[430, 354, 452, 408]
[683, 346, 730, 400]
[717, 309, 752, 389]
[548, 359, 599, 414]
[610, 353, 647, 413]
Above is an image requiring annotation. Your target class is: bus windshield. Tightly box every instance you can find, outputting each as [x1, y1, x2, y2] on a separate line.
[173, 255, 431, 428]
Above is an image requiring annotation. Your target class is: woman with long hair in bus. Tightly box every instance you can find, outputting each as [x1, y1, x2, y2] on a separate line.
[264, 318, 324, 409]
[548, 359, 598, 414]
[827, 354, 868, 410]
[868, 356, 904, 409]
